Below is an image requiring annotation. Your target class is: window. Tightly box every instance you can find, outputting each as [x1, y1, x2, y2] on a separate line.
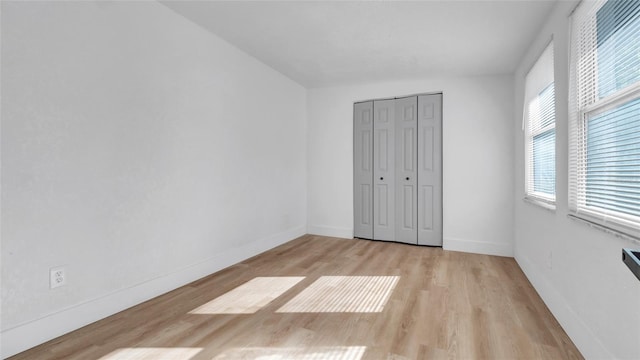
[525, 42, 556, 205]
[569, 0, 640, 235]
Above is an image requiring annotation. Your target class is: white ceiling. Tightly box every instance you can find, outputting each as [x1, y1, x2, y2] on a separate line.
[161, 1, 556, 88]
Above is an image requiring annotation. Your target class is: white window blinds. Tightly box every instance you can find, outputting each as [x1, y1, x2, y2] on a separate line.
[525, 42, 556, 204]
[569, 0, 640, 234]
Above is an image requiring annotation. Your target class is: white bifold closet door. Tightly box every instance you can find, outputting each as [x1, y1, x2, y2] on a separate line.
[373, 99, 396, 241]
[353, 93, 442, 246]
[353, 101, 373, 239]
[395, 96, 418, 244]
[417, 94, 442, 246]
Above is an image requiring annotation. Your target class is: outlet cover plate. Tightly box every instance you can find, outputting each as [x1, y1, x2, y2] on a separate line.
[50, 266, 66, 289]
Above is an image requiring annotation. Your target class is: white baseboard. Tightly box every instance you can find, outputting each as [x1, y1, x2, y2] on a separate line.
[307, 225, 353, 239]
[443, 236, 513, 257]
[0, 226, 306, 359]
[515, 254, 613, 359]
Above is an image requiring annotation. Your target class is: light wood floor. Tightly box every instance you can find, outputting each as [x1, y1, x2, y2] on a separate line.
[11, 235, 583, 359]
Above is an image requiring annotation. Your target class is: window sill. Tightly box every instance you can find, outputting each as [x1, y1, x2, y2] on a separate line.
[567, 214, 640, 246]
[523, 196, 556, 212]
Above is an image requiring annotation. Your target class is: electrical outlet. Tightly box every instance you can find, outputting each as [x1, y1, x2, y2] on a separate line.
[50, 267, 66, 289]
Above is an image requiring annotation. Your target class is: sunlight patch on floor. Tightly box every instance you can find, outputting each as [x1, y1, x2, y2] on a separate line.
[277, 276, 399, 313]
[190, 277, 305, 314]
[98, 347, 202, 359]
[212, 346, 366, 360]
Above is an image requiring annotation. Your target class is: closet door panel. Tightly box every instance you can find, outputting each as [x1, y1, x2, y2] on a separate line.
[353, 101, 373, 239]
[418, 94, 443, 246]
[395, 96, 418, 244]
[373, 99, 396, 241]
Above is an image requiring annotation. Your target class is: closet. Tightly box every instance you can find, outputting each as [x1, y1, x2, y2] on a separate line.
[354, 93, 442, 246]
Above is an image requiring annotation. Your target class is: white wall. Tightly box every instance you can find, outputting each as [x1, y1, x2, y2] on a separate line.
[307, 76, 515, 256]
[1, 2, 307, 357]
[513, 2, 640, 359]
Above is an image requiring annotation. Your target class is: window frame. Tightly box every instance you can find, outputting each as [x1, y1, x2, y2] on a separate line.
[569, 0, 640, 238]
[524, 42, 556, 207]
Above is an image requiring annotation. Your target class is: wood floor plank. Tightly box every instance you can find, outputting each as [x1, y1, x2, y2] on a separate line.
[9, 235, 583, 359]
